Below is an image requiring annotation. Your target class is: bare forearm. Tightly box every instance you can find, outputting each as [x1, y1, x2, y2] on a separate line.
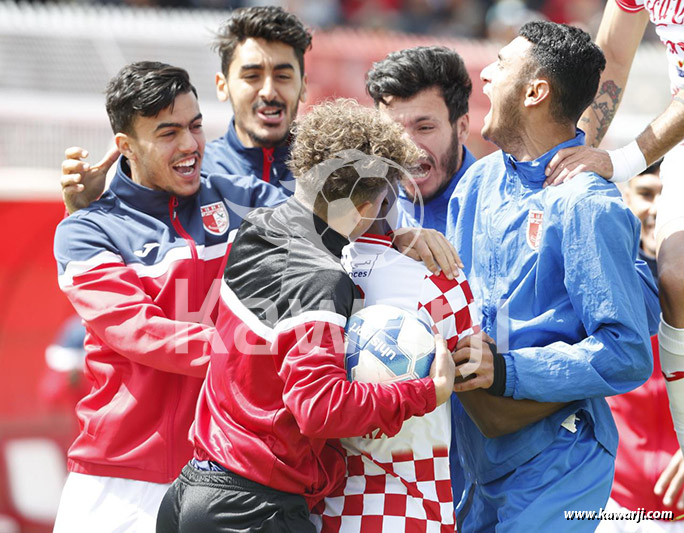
[580, 79, 625, 147]
[579, 0, 648, 147]
[636, 91, 684, 164]
[456, 390, 568, 438]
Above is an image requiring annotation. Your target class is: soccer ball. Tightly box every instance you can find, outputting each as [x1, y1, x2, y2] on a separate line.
[345, 304, 435, 383]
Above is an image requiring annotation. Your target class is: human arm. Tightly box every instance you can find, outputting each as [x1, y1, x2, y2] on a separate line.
[544, 0, 650, 184]
[55, 217, 213, 377]
[61, 146, 119, 214]
[500, 196, 652, 402]
[276, 318, 454, 439]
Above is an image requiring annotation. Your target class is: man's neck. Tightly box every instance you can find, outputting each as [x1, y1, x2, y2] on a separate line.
[505, 120, 576, 162]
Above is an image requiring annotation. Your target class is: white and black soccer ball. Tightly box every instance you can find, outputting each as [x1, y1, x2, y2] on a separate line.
[344, 304, 435, 383]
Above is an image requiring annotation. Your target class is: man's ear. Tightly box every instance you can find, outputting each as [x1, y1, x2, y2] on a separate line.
[215, 72, 230, 103]
[299, 72, 308, 103]
[455, 113, 470, 145]
[524, 78, 550, 108]
[114, 133, 134, 161]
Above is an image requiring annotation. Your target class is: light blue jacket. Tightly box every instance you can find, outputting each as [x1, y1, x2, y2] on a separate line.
[445, 131, 655, 484]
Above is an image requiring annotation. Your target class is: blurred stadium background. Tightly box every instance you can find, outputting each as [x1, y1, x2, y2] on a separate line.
[0, 0, 671, 530]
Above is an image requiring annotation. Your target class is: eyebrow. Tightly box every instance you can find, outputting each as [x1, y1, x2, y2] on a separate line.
[240, 63, 295, 72]
[412, 115, 436, 125]
[154, 112, 202, 132]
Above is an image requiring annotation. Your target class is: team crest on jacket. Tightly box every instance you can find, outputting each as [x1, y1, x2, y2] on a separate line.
[526, 210, 544, 251]
[201, 202, 229, 235]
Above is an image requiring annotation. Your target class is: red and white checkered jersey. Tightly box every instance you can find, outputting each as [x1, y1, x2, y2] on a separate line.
[616, 0, 684, 92]
[311, 234, 479, 533]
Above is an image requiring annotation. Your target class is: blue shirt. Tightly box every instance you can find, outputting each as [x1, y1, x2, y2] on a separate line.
[396, 146, 476, 233]
[203, 120, 295, 196]
[445, 131, 653, 484]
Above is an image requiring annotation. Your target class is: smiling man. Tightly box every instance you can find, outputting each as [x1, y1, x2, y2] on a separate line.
[202, 6, 311, 195]
[52, 61, 285, 533]
[365, 46, 473, 234]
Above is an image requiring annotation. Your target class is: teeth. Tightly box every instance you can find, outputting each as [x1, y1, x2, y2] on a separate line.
[261, 109, 281, 116]
[174, 158, 195, 168]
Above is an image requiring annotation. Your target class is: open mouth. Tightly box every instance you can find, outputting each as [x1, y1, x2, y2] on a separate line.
[172, 156, 199, 177]
[256, 105, 285, 125]
[409, 162, 432, 182]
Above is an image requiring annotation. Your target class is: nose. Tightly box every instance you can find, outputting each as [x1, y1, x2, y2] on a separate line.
[179, 128, 200, 152]
[480, 62, 494, 84]
[649, 194, 659, 216]
[258, 75, 277, 101]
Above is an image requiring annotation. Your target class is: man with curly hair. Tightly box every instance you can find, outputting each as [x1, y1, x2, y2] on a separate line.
[156, 99, 457, 532]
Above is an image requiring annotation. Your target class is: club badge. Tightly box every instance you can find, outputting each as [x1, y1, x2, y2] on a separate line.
[526, 210, 544, 251]
[201, 202, 229, 236]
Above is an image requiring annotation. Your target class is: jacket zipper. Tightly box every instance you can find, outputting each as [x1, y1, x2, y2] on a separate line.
[262, 147, 274, 183]
[168, 196, 200, 310]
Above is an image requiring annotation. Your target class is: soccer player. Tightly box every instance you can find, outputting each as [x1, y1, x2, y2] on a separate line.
[446, 22, 653, 531]
[52, 61, 286, 533]
[365, 46, 474, 234]
[543, 0, 684, 456]
[155, 99, 457, 532]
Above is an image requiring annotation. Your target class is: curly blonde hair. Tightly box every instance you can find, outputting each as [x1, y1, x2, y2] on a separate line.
[289, 98, 421, 210]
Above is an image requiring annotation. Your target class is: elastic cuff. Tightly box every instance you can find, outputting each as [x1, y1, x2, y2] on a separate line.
[486, 345, 507, 397]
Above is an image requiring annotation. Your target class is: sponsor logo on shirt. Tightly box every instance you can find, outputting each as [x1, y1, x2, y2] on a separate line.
[350, 255, 379, 278]
[526, 210, 544, 251]
[201, 202, 229, 235]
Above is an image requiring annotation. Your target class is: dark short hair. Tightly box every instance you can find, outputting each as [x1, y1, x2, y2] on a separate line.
[365, 46, 472, 123]
[213, 6, 312, 77]
[519, 21, 605, 124]
[105, 61, 197, 135]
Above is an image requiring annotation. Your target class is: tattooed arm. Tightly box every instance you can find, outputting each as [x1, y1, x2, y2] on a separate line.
[544, 0, 650, 184]
[581, 0, 649, 147]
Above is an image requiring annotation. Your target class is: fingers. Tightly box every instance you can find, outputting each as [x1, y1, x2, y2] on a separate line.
[64, 146, 88, 160]
[425, 230, 462, 277]
[94, 145, 120, 173]
[451, 333, 495, 391]
[431, 335, 456, 406]
[544, 147, 578, 184]
[655, 449, 684, 509]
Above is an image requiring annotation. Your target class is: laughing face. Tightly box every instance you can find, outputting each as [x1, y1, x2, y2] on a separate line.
[118, 91, 205, 197]
[217, 37, 307, 148]
[378, 87, 468, 203]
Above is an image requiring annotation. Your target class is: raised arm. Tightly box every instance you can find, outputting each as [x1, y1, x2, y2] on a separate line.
[582, 0, 649, 147]
[544, 1, 651, 184]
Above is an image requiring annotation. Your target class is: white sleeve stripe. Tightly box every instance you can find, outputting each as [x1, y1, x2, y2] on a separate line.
[220, 281, 347, 342]
[58, 250, 124, 288]
[220, 280, 276, 342]
[58, 242, 228, 288]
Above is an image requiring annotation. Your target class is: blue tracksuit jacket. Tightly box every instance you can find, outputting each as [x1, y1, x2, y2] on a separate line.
[445, 131, 654, 485]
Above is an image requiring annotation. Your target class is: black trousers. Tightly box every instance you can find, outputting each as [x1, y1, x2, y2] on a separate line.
[156, 462, 316, 533]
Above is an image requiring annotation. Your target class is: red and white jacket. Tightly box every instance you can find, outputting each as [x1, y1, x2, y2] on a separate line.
[54, 157, 285, 483]
[191, 199, 437, 507]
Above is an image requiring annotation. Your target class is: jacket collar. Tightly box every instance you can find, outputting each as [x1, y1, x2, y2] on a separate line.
[503, 130, 586, 187]
[273, 197, 350, 259]
[225, 119, 291, 162]
[109, 156, 197, 216]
